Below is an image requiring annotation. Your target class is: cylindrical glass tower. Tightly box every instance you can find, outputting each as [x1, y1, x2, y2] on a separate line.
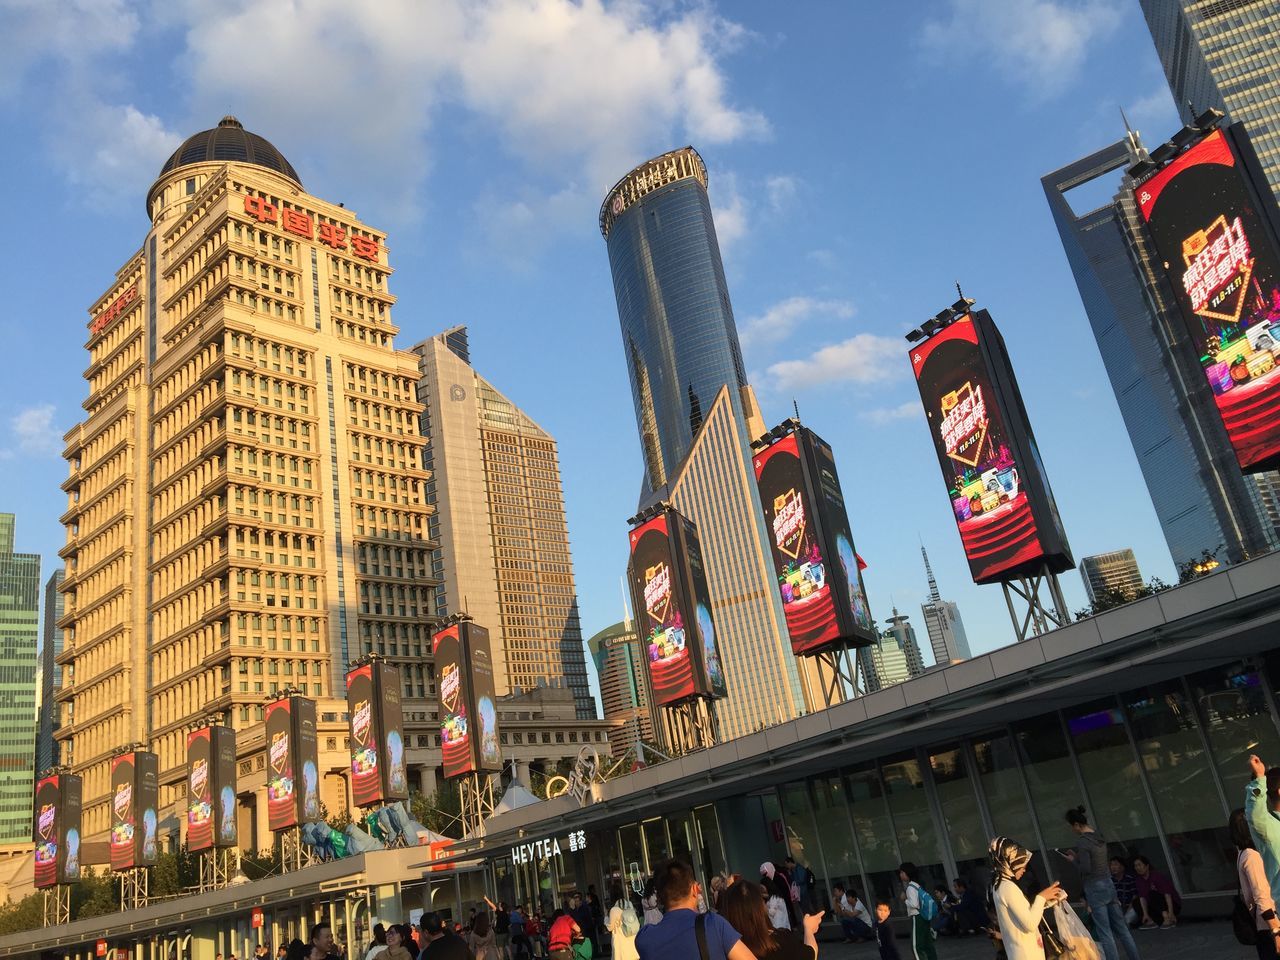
[600, 147, 749, 491]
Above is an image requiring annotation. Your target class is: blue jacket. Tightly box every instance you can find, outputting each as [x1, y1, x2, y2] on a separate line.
[1246, 776, 1280, 896]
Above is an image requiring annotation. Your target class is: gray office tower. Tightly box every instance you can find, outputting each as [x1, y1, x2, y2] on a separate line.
[36, 569, 65, 772]
[920, 545, 971, 666]
[1044, 133, 1280, 567]
[1140, 0, 1280, 199]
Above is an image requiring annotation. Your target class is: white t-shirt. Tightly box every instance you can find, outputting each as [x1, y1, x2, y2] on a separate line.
[849, 897, 872, 926]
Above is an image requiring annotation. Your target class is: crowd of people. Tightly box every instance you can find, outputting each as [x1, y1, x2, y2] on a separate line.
[233, 756, 1280, 960]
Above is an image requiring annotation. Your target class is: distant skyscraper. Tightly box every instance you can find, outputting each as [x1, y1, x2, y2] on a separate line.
[919, 546, 970, 666]
[36, 569, 65, 773]
[413, 326, 595, 719]
[600, 148, 816, 735]
[865, 608, 925, 691]
[588, 620, 654, 757]
[0, 514, 39, 842]
[1079, 549, 1145, 605]
[1140, 0, 1280, 199]
[1043, 137, 1280, 567]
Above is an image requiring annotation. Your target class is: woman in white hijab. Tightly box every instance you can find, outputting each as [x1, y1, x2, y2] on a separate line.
[989, 837, 1065, 960]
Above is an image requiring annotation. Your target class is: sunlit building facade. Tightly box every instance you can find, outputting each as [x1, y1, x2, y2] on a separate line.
[412, 326, 595, 719]
[588, 620, 654, 757]
[55, 117, 439, 838]
[1079, 549, 1145, 605]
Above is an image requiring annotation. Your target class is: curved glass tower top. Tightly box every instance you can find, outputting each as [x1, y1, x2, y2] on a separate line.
[600, 146, 749, 491]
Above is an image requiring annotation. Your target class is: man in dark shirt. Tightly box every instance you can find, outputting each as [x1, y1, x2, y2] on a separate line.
[309, 923, 341, 960]
[635, 860, 756, 960]
[421, 912, 474, 960]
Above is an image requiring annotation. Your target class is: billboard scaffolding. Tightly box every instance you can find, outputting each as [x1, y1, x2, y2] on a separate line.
[265, 692, 321, 871]
[187, 721, 239, 889]
[908, 298, 1073, 640]
[752, 419, 878, 704]
[626, 503, 726, 751]
[34, 770, 80, 924]
[346, 659, 409, 809]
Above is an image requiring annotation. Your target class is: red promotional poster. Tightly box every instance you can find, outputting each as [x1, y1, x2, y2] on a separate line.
[628, 514, 697, 705]
[910, 312, 1072, 584]
[434, 624, 473, 778]
[33, 776, 61, 889]
[265, 698, 297, 831]
[346, 663, 381, 807]
[186, 729, 213, 852]
[109, 755, 135, 871]
[1135, 125, 1280, 472]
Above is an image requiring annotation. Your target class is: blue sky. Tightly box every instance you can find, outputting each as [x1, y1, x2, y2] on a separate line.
[0, 0, 1185, 674]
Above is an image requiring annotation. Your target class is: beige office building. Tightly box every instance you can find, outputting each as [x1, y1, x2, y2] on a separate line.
[55, 118, 440, 838]
[412, 327, 595, 719]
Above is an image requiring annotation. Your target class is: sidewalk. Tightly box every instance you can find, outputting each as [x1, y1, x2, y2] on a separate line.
[817, 920, 1253, 959]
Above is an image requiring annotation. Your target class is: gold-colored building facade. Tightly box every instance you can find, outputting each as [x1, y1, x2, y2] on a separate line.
[55, 118, 438, 837]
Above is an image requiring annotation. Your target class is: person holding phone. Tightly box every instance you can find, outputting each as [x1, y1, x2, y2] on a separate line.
[988, 837, 1063, 960]
[1063, 807, 1141, 960]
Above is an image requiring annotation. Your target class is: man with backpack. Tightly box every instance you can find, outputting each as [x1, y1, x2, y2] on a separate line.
[636, 860, 757, 960]
[898, 863, 938, 960]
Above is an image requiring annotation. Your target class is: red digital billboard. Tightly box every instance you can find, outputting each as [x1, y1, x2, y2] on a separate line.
[910, 310, 1072, 584]
[347, 661, 409, 807]
[34, 774, 81, 889]
[434, 620, 504, 779]
[187, 726, 238, 851]
[627, 507, 726, 706]
[110, 752, 158, 871]
[1135, 124, 1280, 472]
[265, 696, 319, 831]
[753, 425, 877, 655]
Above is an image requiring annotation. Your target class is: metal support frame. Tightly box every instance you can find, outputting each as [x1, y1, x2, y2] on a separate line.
[661, 698, 718, 753]
[119, 865, 150, 911]
[43, 885, 70, 926]
[460, 772, 496, 839]
[197, 848, 234, 891]
[280, 825, 314, 873]
[1001, 564, 1069, 641]
[813, 646, 865, 706]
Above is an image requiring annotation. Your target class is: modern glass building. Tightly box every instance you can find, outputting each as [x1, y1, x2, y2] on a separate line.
[1079, 548, 1145, 604]
[0, 514, 40, 843]
[1141, 0, 1280, 199]
[35, 568, 64, 773]
[600, 147, 752, 493]
[1043, 137, 1280, 567]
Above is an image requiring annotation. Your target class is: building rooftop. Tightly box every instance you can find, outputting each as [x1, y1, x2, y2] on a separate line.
[149, 116, 301, 211]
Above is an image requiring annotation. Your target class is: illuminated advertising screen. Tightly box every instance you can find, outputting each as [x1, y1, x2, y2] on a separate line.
[189, 726, 239, 851]
[1135, 124, 1280, 472]
[346, 662, 410, 807]
[910, 310, 1072, 584]
[434, 624, 473, 778]
[627, 508, 725, 704]
[628, 514, 696, 705]
[466, 624, 504, 773]
[34, 774, 81, 889]
[673, 514, 727, 698]
[110, 752, 157, 870]
[809, 434, 878, 646]
[265, 696, 319, 830]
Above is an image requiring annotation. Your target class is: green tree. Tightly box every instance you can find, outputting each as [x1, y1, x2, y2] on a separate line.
[410, 780, 464, 838]
[0, 892, 43, 935]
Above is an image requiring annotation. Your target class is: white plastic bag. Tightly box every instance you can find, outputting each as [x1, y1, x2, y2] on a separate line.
[1052, 902, 1102, 960]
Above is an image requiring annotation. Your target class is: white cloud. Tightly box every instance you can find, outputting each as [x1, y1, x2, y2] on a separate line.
[11, 404, 61, 457]
[710, 169, 748, 254]
[920, 0, 1122, 98]
[764, 174, 798, 213]
[861, 400, 920, 426]
[741, 296, 854, 350]
[765, 333, 903, 391]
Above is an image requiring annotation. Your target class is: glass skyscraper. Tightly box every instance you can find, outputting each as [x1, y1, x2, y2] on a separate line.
[600, 147, 753, 492]
[0, 514, 39, 843]
[1141, 0, 1280, 199]
[36, 568, 64, 773]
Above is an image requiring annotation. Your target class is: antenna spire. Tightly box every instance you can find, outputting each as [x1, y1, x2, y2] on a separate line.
[922, 543, 941, 602]
[792, 399, 801, 421]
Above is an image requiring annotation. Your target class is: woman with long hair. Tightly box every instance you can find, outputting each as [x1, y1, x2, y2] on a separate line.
[718, 880, 822, 960]
[989, 837, 1064, 960]
[1234, 807, 1280, 959]
[470, 911, 502, 960]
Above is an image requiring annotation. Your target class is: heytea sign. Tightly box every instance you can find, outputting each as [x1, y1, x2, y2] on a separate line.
[511, 830, 588, 865]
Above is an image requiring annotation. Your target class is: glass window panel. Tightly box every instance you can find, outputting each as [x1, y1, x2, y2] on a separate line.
[1064, 699, 1168, 875]
[811, 776, 857, 887]
[1192, 661, 1280, 804]
[668, 811, 695, 874]
[619, 826, 646, 897]
[780, 782, 823, 905]
[880, 754, 948, 902]
[1124, 679, 1232, 893]
[1015, 714, 1082, 853]
[694, 806, 726, 881]
[845, 763, 901, 911]
[928, 745, 988, 880]
[642, 818, 670, 868]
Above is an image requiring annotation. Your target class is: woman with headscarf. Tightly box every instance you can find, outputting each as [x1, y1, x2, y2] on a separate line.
[989, 837, 1064, 960]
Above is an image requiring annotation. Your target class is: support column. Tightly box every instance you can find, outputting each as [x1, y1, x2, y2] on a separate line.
[254, 785, 270, 853]
[515, 760, 531, 790]
[418, 765, 438, 797]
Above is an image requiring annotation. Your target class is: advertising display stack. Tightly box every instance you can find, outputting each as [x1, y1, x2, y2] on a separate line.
[751, 421, 878, 703]
[186, 724, 238, 889]
[264, 694, 321, 869]
[909, 304, 1074, 639]
[1132, 121, 1280, 474]
[626, 504, 728, 750]
[33, 773, 81, 925]
[433, 616, 504, 837]
[345, 660, 409, 810]
[109, 750, 159, 908]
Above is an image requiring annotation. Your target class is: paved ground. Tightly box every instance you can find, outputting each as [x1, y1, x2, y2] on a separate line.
[814, 920, 1254, 959]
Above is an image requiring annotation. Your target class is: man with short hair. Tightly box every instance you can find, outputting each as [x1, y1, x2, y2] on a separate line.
[635, 860, 757, 960]
[310, 922, 340, 960]
[831, 883, 873, 943]
[422, 912, 473, 960]
[784, 858, 812, 912]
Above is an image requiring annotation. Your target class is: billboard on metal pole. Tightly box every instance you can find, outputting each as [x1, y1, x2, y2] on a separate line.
[347, 661, 409, 807]
[110, 751, 158, 871]
[265, 695, 320, 831]
[434, 620, 504, 779]
[1134, 122, 1280, 473]
[187, 725, 238, 851]
[910, 308, 1072, 585]
[753, 424, 877, 655]
[33, 773, 82, 889]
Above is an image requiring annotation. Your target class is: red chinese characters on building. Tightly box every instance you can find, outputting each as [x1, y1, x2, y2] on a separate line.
[241, 195, 379, 261]
[89, 284, 139, 336]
